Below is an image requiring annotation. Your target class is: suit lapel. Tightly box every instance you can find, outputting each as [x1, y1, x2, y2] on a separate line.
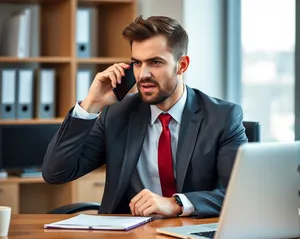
[112, 103, 150, 211]
[176, 87, 203, 192]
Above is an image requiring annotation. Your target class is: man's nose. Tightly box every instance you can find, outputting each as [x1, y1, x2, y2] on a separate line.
[138, 65, 151, 79]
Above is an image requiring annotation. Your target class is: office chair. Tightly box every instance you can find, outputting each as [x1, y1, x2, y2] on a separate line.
[47, 202, 100, 214]
[47, 121, 261, 214]
[242, 121, 261, 143]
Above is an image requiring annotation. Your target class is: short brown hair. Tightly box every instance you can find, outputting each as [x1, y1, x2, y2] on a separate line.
[122, 15, 188, 60]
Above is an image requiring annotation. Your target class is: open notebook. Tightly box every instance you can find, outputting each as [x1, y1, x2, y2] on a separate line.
[44, 214, 152, 231]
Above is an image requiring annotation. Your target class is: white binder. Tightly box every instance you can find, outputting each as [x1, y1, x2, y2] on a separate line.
[76, 70, 91, 101]
[0, 69, 16, 119]
[2, 8, 31, 58]
[16, 69, 34, 119]
[36, 69, 56, 119]
[76, 9, 91, 58]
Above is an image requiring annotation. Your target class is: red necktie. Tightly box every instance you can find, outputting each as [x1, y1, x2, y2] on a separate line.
[158, 113, 177, 197]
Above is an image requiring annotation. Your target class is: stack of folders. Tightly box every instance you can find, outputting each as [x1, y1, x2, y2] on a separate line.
[0, 68, 56, 120]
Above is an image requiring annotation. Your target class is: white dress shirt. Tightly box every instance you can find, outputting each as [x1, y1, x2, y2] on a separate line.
[72, 86, 195, 216]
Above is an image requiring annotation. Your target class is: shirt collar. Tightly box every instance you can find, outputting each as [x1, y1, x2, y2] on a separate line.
[150, 84, 187, 125]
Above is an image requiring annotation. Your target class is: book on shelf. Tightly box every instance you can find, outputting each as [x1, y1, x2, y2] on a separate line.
[2, 8, 31, 58]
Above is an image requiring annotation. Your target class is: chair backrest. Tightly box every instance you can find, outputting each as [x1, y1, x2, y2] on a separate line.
[243, 121, 261, 142]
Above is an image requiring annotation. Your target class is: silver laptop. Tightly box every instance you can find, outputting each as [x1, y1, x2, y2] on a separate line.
[157, 142, 300, 239]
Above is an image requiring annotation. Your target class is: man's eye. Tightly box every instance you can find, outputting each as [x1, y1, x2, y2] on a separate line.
[152, 61, 162, 65]
[133, 61, 141, 67]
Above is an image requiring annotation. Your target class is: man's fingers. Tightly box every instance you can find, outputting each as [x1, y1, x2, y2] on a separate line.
[134, 193, 151, 209]
[131, 189, 150, 204]
[131, 192, 143, 205]
[134, 195, 150, 215]
[101, 70, 117, 88]
[118, 63, 131, 70]
[142, 204, 157, 217]
[115, 64, 126, 78]
[130, 192, 143, 215]
[130, 189, 152, 215]
[113, 68, 122, 85]
[138, 199, 154, 216]
[97, 63, 129, 87]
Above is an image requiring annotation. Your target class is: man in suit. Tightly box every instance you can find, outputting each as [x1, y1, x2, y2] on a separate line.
[42, 15, 248, 218]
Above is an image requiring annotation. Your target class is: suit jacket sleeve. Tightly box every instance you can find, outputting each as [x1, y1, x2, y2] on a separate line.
[42, 107, 109, 184]
[183, 104, 248, 218]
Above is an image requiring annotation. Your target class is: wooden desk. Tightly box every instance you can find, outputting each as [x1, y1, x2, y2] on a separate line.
[7, 214, 218, 239]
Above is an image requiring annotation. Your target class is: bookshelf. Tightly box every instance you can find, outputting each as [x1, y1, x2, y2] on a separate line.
[0, 0, 137, 124]
[0, 0, 137, 213]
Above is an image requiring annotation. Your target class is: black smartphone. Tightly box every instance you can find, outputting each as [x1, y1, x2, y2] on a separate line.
[112, 63, 136, 101]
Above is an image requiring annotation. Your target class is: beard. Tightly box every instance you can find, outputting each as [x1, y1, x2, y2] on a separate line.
[137, 78, 178, 105]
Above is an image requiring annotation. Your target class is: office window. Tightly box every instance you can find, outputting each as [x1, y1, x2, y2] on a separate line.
[241, 0, 295, 142]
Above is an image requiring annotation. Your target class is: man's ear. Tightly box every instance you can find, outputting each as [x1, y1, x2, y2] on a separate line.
[177, 55, 190, 75]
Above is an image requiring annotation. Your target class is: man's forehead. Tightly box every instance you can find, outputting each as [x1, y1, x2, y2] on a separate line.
[131, 36, 172, 60]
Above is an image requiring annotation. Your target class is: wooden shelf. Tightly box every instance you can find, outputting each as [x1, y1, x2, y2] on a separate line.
[0, 57, 71, 63]
[0, 0, 63, 3]
[0, 118, 64, 125]
[0, 177, 44, 184]
[78, 0, 134, 4]
[77, 57, 131, 64]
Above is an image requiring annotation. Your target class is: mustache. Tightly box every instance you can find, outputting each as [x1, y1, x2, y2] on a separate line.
[137, 78, 159, 87]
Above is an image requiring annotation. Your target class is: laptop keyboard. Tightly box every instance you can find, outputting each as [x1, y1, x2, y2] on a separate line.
[190, 230, 216, 238]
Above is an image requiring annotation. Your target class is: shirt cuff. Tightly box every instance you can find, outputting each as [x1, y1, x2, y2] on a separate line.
[174, 193, 195, 216]
[72, 101, 100, 120]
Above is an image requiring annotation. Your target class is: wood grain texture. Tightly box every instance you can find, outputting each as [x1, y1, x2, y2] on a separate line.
[0, 118, 64, 125]
[8, 214, 218, 239]
[77, 57, 131, 64]
[40, 0, 72, 57]
[0, 57, 71, 63]
[78, 0, 134, 5]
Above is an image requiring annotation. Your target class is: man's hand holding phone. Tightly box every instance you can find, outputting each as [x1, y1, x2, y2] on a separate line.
[80, 63, 131, 114]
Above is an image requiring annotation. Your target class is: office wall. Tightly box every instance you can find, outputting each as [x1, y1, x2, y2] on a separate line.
[183, 0, 225, 99]
[138, 0, 183, 24]
[138, 0, 225, 99]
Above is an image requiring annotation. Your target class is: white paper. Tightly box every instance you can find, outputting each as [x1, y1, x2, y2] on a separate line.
[18, 70, 33, 104]
[2, 70, 16, 104]
[40, 70, 55, 104]
[76, 10, 90, 43]
[18, 8, 31, 58]
[76, 71, 91, 101]
[44, 214, 152, 231]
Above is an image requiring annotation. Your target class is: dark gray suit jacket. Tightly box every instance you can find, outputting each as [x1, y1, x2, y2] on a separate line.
[42, 86, 248, 218]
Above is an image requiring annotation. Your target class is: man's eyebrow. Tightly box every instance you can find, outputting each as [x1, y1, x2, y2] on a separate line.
[131, 57, 166, 62]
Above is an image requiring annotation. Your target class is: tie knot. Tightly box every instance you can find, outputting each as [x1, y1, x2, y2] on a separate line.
[158, 113, 172, 127]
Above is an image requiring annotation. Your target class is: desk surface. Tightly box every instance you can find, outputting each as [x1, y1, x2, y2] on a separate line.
[8, 214, 218, 239]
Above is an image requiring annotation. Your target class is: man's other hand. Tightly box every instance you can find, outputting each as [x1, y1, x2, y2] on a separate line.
[129, 189, 182, 217]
